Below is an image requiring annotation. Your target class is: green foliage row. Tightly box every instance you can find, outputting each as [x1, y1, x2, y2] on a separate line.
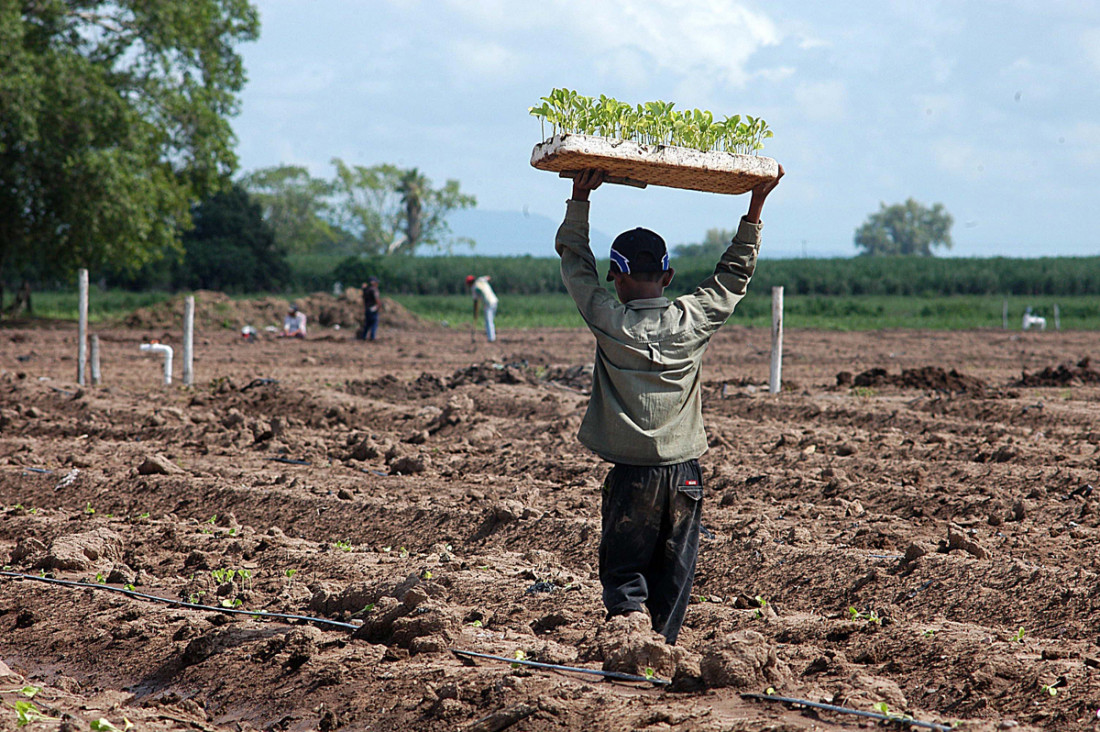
[529, 88, 772, 153]
[330, 253, 1100, 298]
[23, 289, 1100, 331]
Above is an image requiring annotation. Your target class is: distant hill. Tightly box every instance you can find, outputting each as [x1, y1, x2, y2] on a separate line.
[448, 208, 611, 257]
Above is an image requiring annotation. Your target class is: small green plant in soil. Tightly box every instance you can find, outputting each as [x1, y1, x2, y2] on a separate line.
[530, 88, 772, 154]
[334, 540, 353, 552]
[848, 606, 882, 624]
[1012, 626, 1026, 643]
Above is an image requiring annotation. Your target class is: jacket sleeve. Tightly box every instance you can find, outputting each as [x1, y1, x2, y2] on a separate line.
[678, 216, 762, 337]
[555, 200, 622, 332]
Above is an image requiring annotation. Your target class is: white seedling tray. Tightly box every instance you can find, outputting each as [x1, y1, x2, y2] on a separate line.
[531, 134, 779, 195]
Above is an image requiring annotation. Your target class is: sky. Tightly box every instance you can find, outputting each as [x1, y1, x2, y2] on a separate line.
[232, 0, 1100, 259]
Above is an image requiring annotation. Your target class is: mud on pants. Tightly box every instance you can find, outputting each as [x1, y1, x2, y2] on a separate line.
[598, 458, 702, 645]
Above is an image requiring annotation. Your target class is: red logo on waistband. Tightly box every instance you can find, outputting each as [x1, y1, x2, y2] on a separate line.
[684, 479, 698, 486]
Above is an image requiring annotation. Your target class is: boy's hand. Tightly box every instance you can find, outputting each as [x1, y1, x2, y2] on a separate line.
[745, 164, 784, 223]
[571, 169, 606, 202]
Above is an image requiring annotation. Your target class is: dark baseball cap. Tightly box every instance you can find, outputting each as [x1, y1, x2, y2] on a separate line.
[607, 227, 669, 281]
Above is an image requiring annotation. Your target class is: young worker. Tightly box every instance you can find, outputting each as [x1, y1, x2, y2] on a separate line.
[466, 274, 498, 342]
[555, 166, 784, 644]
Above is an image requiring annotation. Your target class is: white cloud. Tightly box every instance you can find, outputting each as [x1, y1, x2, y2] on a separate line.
[443, 0, 782, 90]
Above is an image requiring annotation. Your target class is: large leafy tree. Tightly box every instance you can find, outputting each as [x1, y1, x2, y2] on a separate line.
[174, 183, 288, 292]
[0, 0, 259, 291]
[329, 158, 476, 255]
[239, 164, 345, 254]
[854, 198, 954, 256]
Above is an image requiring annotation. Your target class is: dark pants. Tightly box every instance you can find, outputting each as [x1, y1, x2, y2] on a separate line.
[362, 310, 379, 341]
[599, 459, 703, 645]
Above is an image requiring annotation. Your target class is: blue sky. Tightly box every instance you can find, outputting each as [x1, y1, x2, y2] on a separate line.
[232, 0, 1100, 258]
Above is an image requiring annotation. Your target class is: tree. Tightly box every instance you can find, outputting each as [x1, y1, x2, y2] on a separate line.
[329, 158, 476, 255]
[854, 198, 954, 256]
[173, 183, 288, 292]
[240, 165, 345, 254]
[0, 0, 259, 295]
[672, 228, 735, 258]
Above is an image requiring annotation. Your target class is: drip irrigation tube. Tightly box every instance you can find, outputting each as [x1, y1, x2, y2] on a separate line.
[452, 649, 669, 686]
[0, 571, 358, 631]
[741, 692, 953, 731]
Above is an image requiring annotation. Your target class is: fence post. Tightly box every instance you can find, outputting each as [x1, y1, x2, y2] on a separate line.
[769, 286, 784, 395]
[1002, 299, 1008, 330]
[77, 269, 88, 386]
[183, 295, 195, 386]
[90, 334, 101, 386]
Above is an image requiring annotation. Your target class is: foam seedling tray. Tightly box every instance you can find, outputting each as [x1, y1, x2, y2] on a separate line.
[531, 134, 779, 195]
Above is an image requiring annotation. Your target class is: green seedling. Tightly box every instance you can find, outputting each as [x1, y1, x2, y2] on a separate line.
[124, 584, 136, 592]
[923, 629, 935, 638]
[765, 687, 776, 696]
[421, 570, 433, 580]
[753, 595, 768, 619]
[285, 569, 298, 579]
[136, 513, 150, 520]
[398, 547, 409, 558]
[529, 88, 773, 154]
[469, 620, 483, 628]
[90, 719, 120, 732]
[510, 649, 527, 668]
[334, 540, 353, 552]
[872, 702, 909, 722]
[644, 667, 655, 680]
[477, 565, 490, 570]
[1013, 627, 1026, 643]
[847, 606, 882, 624]
[206, 514, 217, 524]
[1040, 684, 1058, 697]
[239, 568, 253, 591]
[95, 572, 106, 584]
[188, 592, 205, 604]
[211, 568, 237, 584]
[381, 546, 392, 553]
[11, 700, 51, 727]
[220, 598, 242, 608]
[0, 687, 40, 699]
[84, 502, 95, 515]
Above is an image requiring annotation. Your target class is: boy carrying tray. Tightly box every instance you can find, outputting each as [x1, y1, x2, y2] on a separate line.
[555, 166, 784, 644]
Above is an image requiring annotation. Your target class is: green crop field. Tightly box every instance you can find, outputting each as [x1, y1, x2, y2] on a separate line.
[14, 289, 1098, 331]
[393, 293, 1096, 331]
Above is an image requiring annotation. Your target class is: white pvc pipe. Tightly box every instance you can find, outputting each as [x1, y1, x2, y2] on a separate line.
[77, 269, 88, 385]
[90, 334, 101, 386]
[769, 286, 784, 395]
[182, 295, 194, 386]
[140, 343, 173, 385]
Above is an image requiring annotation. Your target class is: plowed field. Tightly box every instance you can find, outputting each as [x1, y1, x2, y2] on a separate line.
[3, 308, 1100, 731]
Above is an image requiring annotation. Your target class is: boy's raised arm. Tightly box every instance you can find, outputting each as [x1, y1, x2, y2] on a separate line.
[744, 164, 785, 224]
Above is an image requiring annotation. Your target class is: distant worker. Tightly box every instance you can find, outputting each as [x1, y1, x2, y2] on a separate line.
[466, 274, 498, 342]
[1022, 307, 1046, 331]
[360, 277, 382, 341]
[280, 303, 307, 339]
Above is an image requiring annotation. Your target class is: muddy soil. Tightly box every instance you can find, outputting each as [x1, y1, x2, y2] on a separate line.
[3, 312, 1100, 731]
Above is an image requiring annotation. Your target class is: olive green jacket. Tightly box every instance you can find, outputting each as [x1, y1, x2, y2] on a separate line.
[555, 199, 762, 466]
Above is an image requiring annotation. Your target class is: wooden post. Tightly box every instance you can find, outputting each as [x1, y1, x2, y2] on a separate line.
[77, 269, 89, 386]
[769, 286, 783, 395]
[90, 334, 101, 386]
[183, 295, 195, 386]
[1002, 299, 1008, 330]
[1054, 304, 1060, 331]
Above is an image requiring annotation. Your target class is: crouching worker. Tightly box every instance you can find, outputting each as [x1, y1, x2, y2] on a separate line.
[555, 166, 784, 644]
[280, 303, 307, 339]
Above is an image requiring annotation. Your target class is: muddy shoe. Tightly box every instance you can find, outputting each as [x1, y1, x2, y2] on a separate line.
[589, 612, 680, 678]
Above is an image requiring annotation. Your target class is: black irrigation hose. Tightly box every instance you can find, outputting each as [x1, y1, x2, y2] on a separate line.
[452, 649, 670, 686]
[0, 571, 358, 631]
[741, 692, 953, 732]
[266, 457, 311, 466]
